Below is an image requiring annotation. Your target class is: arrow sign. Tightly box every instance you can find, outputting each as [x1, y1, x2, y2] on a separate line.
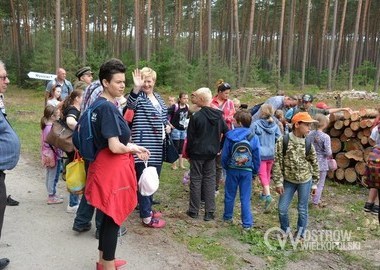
[27, 72, 56, 81]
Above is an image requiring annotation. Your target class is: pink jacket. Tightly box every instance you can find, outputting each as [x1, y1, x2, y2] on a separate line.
[41, 124, 59, 166]
[211, 97, 235, 130]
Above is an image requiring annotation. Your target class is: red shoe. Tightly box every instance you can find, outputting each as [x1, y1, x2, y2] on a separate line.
[143, 218, 166, 228]
[151, 210, 162, 219]
[96, 259, 127, 270]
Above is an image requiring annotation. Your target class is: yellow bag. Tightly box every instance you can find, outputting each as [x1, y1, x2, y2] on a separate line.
[66, 151, 86, 195]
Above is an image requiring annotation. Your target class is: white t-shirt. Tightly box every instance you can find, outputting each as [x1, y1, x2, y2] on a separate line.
[47, 98, 60, 107]
[370, 125, 380, 144]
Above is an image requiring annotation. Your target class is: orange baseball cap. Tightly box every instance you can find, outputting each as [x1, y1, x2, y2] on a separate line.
[291, 112, 318, 124]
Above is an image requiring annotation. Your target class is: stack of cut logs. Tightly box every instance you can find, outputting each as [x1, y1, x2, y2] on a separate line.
[327, 108, 378, 183]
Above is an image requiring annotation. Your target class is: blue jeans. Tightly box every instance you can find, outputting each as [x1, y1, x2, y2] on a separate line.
[53, 158, 62, 195]
[278, 179, 312, 237]
[73, 191, 103, 229]
[69, 193, 79, 207]
[135, 162, 162, 219]
[223, 169, 253, 228]
[73, 160, 103, 229]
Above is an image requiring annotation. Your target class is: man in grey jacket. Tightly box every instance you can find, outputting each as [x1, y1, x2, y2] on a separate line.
[0, 60, 21, 270]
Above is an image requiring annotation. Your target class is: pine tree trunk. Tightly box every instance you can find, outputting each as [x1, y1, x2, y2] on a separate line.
[333, 0, 347, 76]
[276, 0, 286, 92]
[286, 0, 296, 83]
[233, 0, 241, 87]
[242, 0, 256, 86]
[146, 0, 151, 62]
[328, 0, 338, 91]
[134, 0, 140, 66]
[301, 0, 312, 90]
[348, 0, 363, 90]
[55, 0, 61, 69]
[318, 0, 330, 75]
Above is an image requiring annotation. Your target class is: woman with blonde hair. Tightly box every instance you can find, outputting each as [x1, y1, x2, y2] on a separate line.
[250, 104, 282, 212]
[127, 67, 171, 228]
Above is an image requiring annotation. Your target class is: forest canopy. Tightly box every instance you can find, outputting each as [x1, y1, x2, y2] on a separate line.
[0, 0, 379, 92]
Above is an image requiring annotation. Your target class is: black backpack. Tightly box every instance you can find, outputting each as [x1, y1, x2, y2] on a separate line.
[250, 102, 264, 116]
[282, 134, 312, 156]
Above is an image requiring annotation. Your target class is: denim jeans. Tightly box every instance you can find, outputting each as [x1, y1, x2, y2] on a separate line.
[135, 162, 162, 219]
[69, 193, 79, 207]
[223, 169, 253, 228]
[73, 192, 103, 229]
[278, 179, 312, 237]
[53, 158, 62, 195]
[0, 171, 7, 240]
[73, 160, 103, 229]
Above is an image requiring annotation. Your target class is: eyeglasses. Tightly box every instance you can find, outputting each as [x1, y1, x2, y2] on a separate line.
[0, 75, 8, 81]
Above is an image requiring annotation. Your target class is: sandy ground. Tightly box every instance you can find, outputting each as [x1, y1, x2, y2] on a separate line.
[0, 157, 212, 270]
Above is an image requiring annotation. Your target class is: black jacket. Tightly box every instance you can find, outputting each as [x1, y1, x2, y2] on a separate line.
[187, 107, 228, 160]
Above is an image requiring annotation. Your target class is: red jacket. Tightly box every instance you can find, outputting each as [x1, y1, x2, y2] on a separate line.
[85, 148, 137, 226]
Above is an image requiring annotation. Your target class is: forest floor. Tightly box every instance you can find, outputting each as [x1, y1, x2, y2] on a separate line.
[1, 154, 379, 270]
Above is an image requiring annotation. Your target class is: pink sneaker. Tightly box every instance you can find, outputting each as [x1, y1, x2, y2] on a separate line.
[96, 259, 127, 270]
[47, 196, 63, 205]
[143, 218, 166, 228]
[151, 210, 162, 219]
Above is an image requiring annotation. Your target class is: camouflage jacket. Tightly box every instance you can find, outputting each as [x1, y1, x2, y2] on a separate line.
[272, 132, 319, 188]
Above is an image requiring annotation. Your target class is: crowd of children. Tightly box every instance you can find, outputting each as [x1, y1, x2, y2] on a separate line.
[41, 71, 379, 249]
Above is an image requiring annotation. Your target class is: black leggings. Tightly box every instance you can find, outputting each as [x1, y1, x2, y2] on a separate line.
[173, 139, 184, 155]
[98, 212, 120, 261]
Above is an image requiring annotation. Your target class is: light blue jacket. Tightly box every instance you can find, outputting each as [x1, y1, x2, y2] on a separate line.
[221, 127, 261, 175]
[250, 119, 281, 160]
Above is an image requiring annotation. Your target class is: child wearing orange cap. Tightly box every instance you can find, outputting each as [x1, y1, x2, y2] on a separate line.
[272, 112, 320, 239]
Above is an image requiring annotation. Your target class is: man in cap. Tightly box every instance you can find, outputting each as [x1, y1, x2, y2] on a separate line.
[288, 94, 352, 121]
[75, 66, 94, 86]
[45, 68, 73, 104]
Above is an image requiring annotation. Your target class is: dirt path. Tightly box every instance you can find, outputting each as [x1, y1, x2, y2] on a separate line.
[0, 156, 213, 270]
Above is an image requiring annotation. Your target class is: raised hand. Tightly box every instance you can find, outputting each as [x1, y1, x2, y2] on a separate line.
[132, 69, 143, 91]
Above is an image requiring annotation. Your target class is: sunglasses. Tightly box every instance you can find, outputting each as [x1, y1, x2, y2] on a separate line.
[219, 83, 231, 92]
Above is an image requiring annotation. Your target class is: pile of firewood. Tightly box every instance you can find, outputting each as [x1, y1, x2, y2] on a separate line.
[327, 108, 379, 183]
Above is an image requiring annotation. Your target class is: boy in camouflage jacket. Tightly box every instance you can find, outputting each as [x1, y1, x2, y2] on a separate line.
[272, 112, 319, 238]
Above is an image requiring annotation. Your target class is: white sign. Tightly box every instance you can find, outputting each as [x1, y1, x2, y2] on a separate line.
[27, 72, 56, 81]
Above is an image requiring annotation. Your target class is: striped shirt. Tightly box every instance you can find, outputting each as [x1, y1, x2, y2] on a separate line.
[127, 90, 168, 165]
[80, 80, 103, 113]
[0, 111, 20, 170]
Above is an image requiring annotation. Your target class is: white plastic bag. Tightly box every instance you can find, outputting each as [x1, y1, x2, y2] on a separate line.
[138, 161, 159, 196]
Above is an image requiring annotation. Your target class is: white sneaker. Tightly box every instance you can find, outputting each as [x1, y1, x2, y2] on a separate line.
[66, 204, 79, 213]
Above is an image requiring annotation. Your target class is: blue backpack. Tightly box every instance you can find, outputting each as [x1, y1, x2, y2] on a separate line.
[72, 98, 107, 161]
[228, 133, 254, 171]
